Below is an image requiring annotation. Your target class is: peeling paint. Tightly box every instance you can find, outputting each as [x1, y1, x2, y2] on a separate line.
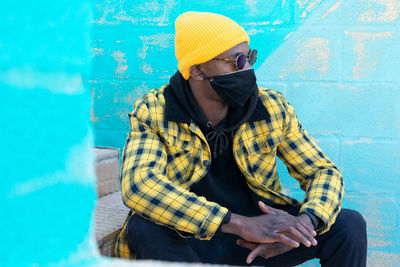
[111, 50, 128, 77]
[91, 109, 99, 123]
[244, 21, 271, 26]
[113, 10, 136, 24]
[297, 0, 323, 11]
[120, 82, 152, 106]
[345, 31, 392, 79]
[368, 251, 400, 266]
[160, 73, 173, 79]
[245, 0, 258, 17]
[92, 47, 105, 56]
[247, 28, 265, 35]
[284, 31, 294, 40]
[369, 238, 394, 247]
[141, 63, 154, 74]
[94, 0, 119, 25]
[115, 109, 128, 120]
[281, 37, 330, 78]
[272, 20, 283, 25]
[143, 0, 178, 26]
[346, 196, 396, 252]
[138, 33, 174, 59]
[94, 0, 177, 26]
[322, 0, 343, 18]
[297, 0, 323, 18]
[343, 137, 373, 145]
[358, 0, 400, 22]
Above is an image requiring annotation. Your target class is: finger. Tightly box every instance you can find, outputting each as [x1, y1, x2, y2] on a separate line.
[236, 239, 258, 250]
[272, 215, 316, 247]
[258, 201, 288, 215]
[247, 244, 266, 264]
[299, 217, 317, 237]
[294, 221, 318, 246]
[248, 243, 295, 261]
[258, 201, 278, 215]
[288, 215, 316, 238]
[283, 226, 313, 247]
[296, 215, 317, 236]
[274, 233, 300, 248]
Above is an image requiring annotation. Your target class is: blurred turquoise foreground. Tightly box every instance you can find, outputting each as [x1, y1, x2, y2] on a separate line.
[1, 0, 399, 266]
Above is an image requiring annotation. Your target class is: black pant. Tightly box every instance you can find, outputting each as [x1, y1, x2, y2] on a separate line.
[125, 208, 367, 266]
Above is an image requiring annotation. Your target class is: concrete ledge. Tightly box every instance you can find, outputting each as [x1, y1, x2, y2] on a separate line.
[94, 191, 129, 257]
[95, 146, 120, 198]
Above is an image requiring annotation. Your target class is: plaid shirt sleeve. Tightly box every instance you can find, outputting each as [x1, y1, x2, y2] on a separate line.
[275, 93, 344, 234]
[120, 98, 228, 240]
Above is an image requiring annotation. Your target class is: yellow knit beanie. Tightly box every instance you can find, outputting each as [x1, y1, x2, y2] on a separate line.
[175, 11, 250, 80]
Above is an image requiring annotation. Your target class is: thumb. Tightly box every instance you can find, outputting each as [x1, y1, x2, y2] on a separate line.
[258, 201, 278, 215]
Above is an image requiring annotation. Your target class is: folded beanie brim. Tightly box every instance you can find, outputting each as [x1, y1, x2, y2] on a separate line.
[175, 12, 250, 80]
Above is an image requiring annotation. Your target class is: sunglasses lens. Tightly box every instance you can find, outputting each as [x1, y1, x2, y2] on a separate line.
[236, 54, 246, 70]
[249, 49, 257, 66]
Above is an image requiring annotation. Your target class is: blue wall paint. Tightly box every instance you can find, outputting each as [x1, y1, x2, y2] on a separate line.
[91, 0, 321, 149]
[90, 0, 400, 265]
[1, 0, 98, 266]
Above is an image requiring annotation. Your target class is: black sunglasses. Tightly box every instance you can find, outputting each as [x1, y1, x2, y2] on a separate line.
[211, 49, 258, 70]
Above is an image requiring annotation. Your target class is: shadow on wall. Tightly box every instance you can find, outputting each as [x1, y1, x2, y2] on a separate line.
[255, 0, 400, 265]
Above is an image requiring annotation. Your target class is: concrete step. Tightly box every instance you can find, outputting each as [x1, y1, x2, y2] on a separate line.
[94, 191, 129, 257]
[95, 146, 120, 198]
[94, 146, 129, 257]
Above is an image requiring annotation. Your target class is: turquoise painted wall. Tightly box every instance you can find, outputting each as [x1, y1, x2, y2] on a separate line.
[4, 0, 397, 266]
[92, 0, 400, 265]
[1, 0, 99, 266]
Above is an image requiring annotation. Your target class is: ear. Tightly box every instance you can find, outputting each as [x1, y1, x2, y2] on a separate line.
[189, 65, 207, 81]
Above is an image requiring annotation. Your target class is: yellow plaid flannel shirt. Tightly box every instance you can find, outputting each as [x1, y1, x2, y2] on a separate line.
[114, 85, 344, 259]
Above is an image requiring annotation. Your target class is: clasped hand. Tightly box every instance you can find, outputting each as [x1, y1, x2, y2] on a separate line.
[224, 201, 318, 264]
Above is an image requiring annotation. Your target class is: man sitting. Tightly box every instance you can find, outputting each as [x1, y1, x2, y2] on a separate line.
[114, 11, 367, 266]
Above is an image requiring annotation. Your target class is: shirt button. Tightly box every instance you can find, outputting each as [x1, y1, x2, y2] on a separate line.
[203, 160, 209, 166]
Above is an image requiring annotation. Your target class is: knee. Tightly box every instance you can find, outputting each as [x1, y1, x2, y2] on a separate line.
[125, 213, 154, 246]
[336, 209, 367, 242]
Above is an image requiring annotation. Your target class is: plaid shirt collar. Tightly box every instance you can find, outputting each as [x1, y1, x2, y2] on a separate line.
[164, 83, 270, 124]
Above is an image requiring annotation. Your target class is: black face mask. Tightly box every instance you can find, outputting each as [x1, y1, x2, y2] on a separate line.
[206, 68, 258, 108]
